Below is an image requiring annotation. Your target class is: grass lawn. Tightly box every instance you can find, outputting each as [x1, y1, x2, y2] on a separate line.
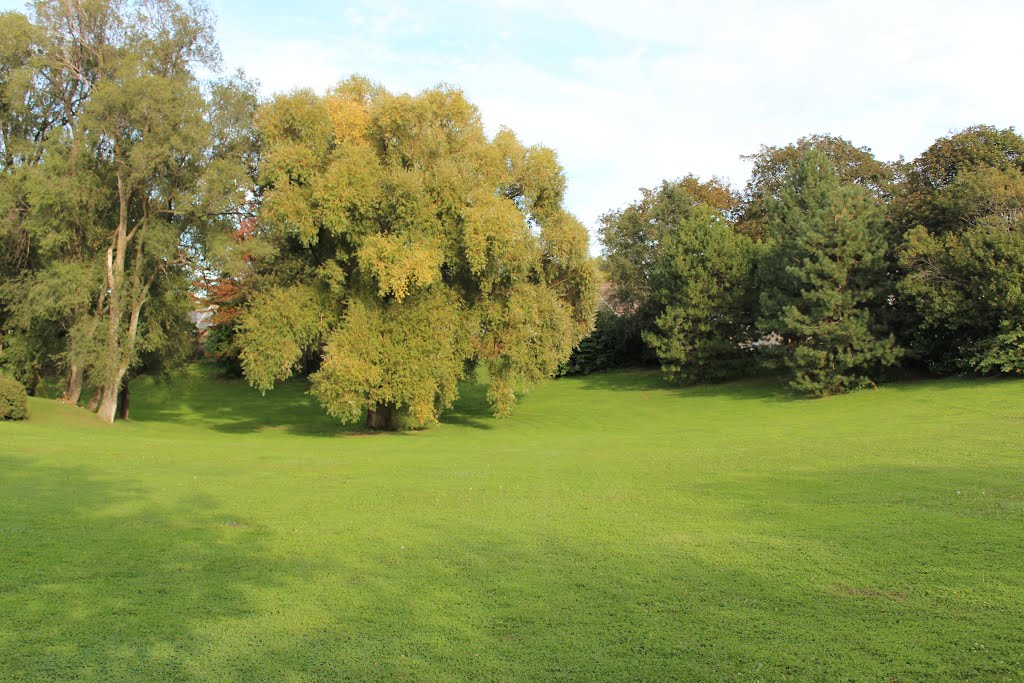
[1, 367, 1023, 681]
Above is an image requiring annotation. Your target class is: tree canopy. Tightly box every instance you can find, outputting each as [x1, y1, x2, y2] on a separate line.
[1, 0, 1020, 422]
[237, 78, 596, 429]
[738, 134, 894, 241]
[895, 126, 1024, 373]
[588, 127, 1024, 395]
[642, 204, 759, 384]
[0, 0, 258, 421]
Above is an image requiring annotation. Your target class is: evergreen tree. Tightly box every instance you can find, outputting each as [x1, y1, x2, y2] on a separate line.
[759, 151, 901, 395]
[643, 205, 759, 384]
[739, 134, 895, 242]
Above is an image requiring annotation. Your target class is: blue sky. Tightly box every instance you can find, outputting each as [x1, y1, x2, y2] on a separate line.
[5, 0, 1023, 248]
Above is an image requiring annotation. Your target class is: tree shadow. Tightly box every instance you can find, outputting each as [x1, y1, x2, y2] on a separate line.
[563, 367, 1021, 405]
[0, 455, 316, 680]
[129, 367, 500, 435]
[564, 368, 800, 403]
[439, 380, 496, 430]
[879, 373, 1022, 395]
[128, 369, 358, 437]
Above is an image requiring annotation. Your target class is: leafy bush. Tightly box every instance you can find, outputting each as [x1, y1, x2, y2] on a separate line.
[0, 373, 29, 420]
[973, 325, 1024, 375]
[203, 323, 245, 377]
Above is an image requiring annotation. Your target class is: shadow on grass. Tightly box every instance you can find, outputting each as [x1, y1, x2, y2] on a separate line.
[564, 367, 1022, 405]
[440, 379, 495, 430]
[564, 368, 800, 404]
[0, 455, 315, 681]
[128, 365, 498, 436]
[128, 369, 348, 437]
[129, 364, 1014, 438]
[3, 450, 1020, 680]
[878, 373, 1021, 395]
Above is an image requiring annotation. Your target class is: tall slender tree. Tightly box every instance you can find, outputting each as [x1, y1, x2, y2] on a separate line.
[0, 0, 258, 421]
[0, 5, 108, 396]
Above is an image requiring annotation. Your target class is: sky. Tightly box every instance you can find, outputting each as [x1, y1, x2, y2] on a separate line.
[5, 0, 1024, 249]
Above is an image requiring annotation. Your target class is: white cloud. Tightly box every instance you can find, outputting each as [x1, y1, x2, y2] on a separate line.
[208, 0, 1024, 252]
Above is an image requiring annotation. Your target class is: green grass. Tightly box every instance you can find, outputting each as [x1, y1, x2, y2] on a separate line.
[1, 366, 1023, 681]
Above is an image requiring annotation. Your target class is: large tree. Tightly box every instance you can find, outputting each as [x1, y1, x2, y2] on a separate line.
[892, 125, 1024, 235]
[595, 175, 737, 370]
[0, 0, 258, 421]
[599, 175, 737, 315]
[238, 78, 595, 430]
[0, 6, 107, 396]
[759, 150, 901, 395]
[895, 126, 1024, 373]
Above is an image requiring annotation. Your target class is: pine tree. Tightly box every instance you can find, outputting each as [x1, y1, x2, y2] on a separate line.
[643, 205, 758, 383]
[759, 151, 901, 396]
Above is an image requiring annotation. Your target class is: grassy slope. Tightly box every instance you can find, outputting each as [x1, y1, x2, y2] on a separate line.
[1, 368, 1022, 681]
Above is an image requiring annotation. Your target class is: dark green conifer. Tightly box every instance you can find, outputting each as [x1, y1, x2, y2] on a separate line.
[759, 151, 901, 395]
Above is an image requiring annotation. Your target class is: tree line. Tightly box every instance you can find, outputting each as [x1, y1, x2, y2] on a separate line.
[1, 0, 1020, 428]
[594, 129, 1024, 394]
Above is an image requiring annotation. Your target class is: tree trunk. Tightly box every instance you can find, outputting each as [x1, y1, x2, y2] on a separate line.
[86, 387, 102, 412]
[366, 402, 397, 431]
[96, 366, 127, 424]
[64, 364, 84, 405]
[116, 381, 130, 420]
[96, 171, 131, 426]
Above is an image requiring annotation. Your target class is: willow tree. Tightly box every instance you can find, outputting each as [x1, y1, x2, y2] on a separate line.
[239, 78, 596, 430]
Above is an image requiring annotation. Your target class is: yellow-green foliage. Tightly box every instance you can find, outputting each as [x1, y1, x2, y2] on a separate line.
[357, 233, 443, 300]
[476, 283, 581, 417]
[238, 285, 328, 393]
[310, 290, 471, 428]
[242, 77, 596, 427]
[462, 190, 537, 288]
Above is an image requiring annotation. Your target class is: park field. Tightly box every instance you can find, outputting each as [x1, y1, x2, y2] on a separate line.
[1, 368, 1023, 681]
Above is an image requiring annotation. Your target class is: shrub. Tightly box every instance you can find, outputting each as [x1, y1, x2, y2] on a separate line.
[0, 373, 29, 420]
